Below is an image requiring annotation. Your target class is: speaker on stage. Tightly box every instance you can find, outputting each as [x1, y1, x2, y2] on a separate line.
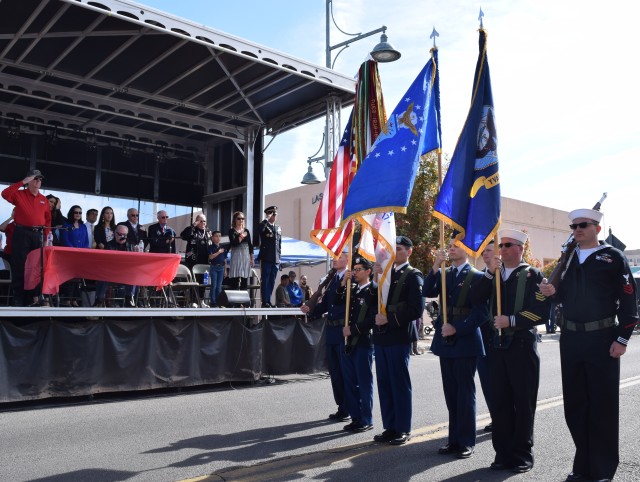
[217, 290, 251, 308]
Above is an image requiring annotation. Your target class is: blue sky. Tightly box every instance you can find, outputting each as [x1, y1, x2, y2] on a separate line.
[2, 0, 638, 249]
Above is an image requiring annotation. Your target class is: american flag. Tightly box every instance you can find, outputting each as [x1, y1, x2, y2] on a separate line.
[310, 113, 355, 257]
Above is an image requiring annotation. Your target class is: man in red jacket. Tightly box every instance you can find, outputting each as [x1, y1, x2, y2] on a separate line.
[1, 169, 51, 306]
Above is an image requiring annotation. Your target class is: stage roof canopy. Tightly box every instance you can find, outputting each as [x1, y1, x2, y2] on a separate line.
[0, 0, 355, 205]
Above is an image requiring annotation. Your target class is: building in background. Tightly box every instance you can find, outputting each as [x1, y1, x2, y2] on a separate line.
[266, 182, 576, 287]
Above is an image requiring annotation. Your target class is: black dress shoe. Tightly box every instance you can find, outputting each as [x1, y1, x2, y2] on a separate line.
[373, 429, 398, 443]
[490, 462, 509, 470]
[389, 432, 411, 445]
[352, 423, 373, 433]
[565, 473, 589, 482]
[455, 446, 474, 459]
[484, 422, 493, 432]
[438, 443, 460, 455]
[343, 421, 358, 431]
[512, 464, 533, 473]
[328, 411, 350, 422]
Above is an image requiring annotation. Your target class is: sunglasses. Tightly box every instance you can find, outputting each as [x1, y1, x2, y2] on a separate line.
[236, 217, 245, 220]
[130, 214, 139, 217]
[160, 216, 169, 219]
[498, 242, 522, 249]
[117, 233, 127, 237]
[570, 222, 597, 230]
[73, 211, 82, 215]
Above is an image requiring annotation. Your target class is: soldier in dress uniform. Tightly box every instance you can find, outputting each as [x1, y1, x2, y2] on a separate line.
[300, 252, 349, 422]
[473, 229, 550, 473]
[540, 209, 638, 482]
[256, 206, 281, 307]
[424, 238, 487, 459]
[336, 257, 377, 433]
[372, 236, 424, 446]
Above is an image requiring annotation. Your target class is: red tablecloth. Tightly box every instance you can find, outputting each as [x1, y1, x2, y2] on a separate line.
[25, 247, 181, 295]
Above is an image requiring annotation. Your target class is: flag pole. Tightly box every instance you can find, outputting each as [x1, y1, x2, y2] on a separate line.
[344, 230, 355, 344]
[494, 232, 502, 339]
[431, 39, 448, 326]
[437, 150, 448, 325]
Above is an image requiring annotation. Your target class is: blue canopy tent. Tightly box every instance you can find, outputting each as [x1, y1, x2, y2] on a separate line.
[265, 237, 327, 268]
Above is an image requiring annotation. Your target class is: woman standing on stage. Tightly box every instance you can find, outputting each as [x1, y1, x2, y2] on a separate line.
[228, 211, 254, 290]
[60, 205, 89, 306]
[94, 206, 117, 249]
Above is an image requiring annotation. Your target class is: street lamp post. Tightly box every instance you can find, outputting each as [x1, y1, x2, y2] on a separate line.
[301, 0, 401, 185]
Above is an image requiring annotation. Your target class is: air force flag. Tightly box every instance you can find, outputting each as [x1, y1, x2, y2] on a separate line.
[341, 55, 441, 222]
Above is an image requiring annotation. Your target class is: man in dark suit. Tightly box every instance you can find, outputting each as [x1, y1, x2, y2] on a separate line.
[116, 207, 148, 306]
[372, 236, 424, 446]
[117, 208, 147, 248]
[424, 238, 487, 459]
[147, 210, 176, 254]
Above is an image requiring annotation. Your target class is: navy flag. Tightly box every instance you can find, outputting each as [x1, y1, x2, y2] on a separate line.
[434, 29, 500, 257]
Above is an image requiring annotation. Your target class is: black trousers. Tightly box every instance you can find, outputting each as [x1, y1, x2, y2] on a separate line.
[560, 328, 619, 480]
[11, 226, 42, 305]
[488, 331, 540, 468]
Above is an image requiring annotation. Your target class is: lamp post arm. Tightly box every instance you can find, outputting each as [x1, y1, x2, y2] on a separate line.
[328, 26, 387, 52]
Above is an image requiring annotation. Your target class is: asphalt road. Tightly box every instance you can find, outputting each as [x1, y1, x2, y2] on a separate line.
[1, 333, 640, 482]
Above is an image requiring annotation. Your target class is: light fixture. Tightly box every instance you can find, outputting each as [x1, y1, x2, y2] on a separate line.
[301, 162, 322, 185]
[300, 133, 327, 185]
[325, 1, 401, 69]
[370, 31, 401, 63]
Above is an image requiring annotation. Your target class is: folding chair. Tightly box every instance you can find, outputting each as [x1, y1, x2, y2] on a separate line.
[0, 259, 11, 306]
[169, 264, 201, 308]
[247, 267, 261, 308]
[191, 263, 210, 307]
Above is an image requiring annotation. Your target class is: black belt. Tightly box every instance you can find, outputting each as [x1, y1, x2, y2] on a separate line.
[327, 318, 344, 326]
[560, 316, 616, 332]
[447, 307, 471, 316]
[15, 224, 43, 232]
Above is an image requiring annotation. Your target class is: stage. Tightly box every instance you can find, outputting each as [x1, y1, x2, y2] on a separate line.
[0, 307, 327, 403]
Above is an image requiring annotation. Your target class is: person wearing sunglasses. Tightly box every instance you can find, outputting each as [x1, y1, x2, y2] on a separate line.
[1, 169, 51, 306]
[228, 211, 253, 290]
[180, 213, 212, 271]
[424, 236, 487, 460]
[539, 209, 638, 482]
[116, 208, 147, 249]
[94, 225, 136, 308]
[148, 210, 176, 254]
[334, 257, 377, 435]
[59, 205, 90, 307]
[472, 229, 550, 474]
[116, 208, 148, 306]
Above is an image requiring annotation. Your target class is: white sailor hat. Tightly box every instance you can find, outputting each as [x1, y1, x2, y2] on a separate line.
[568, 208, 603, 223]
[499, 229, 528, 245]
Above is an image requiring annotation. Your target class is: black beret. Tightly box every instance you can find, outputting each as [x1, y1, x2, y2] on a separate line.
[264, 206, 278, 214]
[353, 257, 373, 270]
[396, 235, 413, 248]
